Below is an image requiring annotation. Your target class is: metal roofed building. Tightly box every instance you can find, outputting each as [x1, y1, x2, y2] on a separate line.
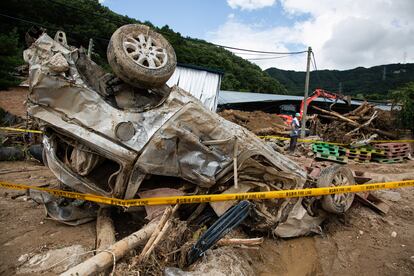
[218, 90, 395, 113]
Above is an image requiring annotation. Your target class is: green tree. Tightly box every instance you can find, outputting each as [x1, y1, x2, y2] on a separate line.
[266, 63, 414, 98]
[390, 82, 414, 132]
[0, 30, 23, 89]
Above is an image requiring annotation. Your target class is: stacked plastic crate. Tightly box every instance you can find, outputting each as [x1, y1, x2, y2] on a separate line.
[373, 143, 411, 163]
[312, 143, 348, 164]
[345, 147, 386, 163]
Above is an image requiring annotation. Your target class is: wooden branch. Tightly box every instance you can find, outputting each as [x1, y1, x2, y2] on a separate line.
[345, 111, 378, 136]
[312, 106, 359, 126]
[318, 114, 340, 121]
[233, 137, 239, 189]
[60, 220, 158, 276]
[357, 105, 374, 117]
[344, 102, 368, 116]
[137, 207, 173, 262]
[134, 205, 179, 264]
[96, 208, 116, 252]
[217, 237, 264, 246]
[319, 114, 371, 121]
[312, 106, 396, 138]
[140, 219, 172, 261]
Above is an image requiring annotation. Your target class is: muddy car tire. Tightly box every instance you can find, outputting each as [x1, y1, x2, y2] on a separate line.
[317, 165, 355, 214]
[107, 24, 176, 88]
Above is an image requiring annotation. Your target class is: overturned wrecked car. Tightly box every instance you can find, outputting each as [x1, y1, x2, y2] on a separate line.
[24, 24, 355, 240]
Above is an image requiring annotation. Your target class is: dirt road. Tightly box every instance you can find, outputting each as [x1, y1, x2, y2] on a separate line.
[0, 160, 413, 275]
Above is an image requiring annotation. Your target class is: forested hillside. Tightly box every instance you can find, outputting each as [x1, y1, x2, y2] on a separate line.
[266, 63, 414, 99]
[0, 0, 286, 93]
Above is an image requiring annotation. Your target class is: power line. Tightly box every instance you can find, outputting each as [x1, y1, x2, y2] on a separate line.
[230, 51, 293, 56]
[0, 13, 51, 32]
[310, 56, 317, 71]
[311, 51, 318, 71]
[214, 44, 308, 55]
[247, 54, 293, 61]
[311, 51, 322, 86]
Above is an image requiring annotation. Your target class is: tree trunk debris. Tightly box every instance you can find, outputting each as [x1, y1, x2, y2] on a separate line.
[133, 204, 179, 265]
[60, 219, 158, 276]
[217, 237, 264, 246]
[95, 207, 116, 252]
[312, 105, 396, 139]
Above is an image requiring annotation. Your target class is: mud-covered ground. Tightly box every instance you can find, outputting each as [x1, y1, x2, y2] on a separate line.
[0, 161, 95, 275]
[0, 86, 28, 118]
[0, 160, 413, 275]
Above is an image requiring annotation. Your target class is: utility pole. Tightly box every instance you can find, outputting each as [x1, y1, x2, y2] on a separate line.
[87, 38, 94, 58]
[300, 46, 312, 138]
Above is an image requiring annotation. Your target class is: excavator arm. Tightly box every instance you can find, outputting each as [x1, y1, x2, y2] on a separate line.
[298, 89, 351, 119]
[278, 88, 351, 125]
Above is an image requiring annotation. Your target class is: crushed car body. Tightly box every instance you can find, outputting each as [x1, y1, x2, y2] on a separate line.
[23, 24, 355, 237]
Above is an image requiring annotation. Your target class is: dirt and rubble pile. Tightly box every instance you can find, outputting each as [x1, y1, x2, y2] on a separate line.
[219, 109, 288, 136]
[313, 102, 399, 143]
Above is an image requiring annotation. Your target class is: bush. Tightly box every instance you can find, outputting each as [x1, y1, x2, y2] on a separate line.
[390, 82, 414, 132]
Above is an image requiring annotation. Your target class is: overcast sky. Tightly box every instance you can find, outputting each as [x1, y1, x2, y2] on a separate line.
[101, 0, 414, 71]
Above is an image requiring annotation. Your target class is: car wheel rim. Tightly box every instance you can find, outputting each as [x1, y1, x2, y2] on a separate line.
[330, 173, 352, 205]
[123, 34, 168, 69]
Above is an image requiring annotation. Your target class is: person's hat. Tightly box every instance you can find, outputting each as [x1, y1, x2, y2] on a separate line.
[295, 113, 300, 117]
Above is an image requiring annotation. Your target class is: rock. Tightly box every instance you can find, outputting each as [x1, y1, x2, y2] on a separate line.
[391, 231, 397, 238]
[373, 190, 401, 202]
[17, 254, 30, 264]
[17, 245, 87, 274]
[359, 230, 364, 235]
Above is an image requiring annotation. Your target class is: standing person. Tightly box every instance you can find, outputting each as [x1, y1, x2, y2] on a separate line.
[289, 113, 301, 153]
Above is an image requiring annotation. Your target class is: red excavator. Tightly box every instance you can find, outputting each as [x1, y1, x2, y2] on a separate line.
[278, 88, 351, 125]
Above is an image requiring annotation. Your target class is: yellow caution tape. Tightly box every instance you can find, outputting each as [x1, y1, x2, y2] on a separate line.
[1, 180, 413, 207]
[0, 127, 43, 134]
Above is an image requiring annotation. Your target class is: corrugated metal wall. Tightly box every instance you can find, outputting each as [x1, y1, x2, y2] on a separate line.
[167, 66, 221, 111]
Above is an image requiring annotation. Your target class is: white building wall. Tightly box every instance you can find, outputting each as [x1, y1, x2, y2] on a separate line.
[167, 66, 221, 111]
